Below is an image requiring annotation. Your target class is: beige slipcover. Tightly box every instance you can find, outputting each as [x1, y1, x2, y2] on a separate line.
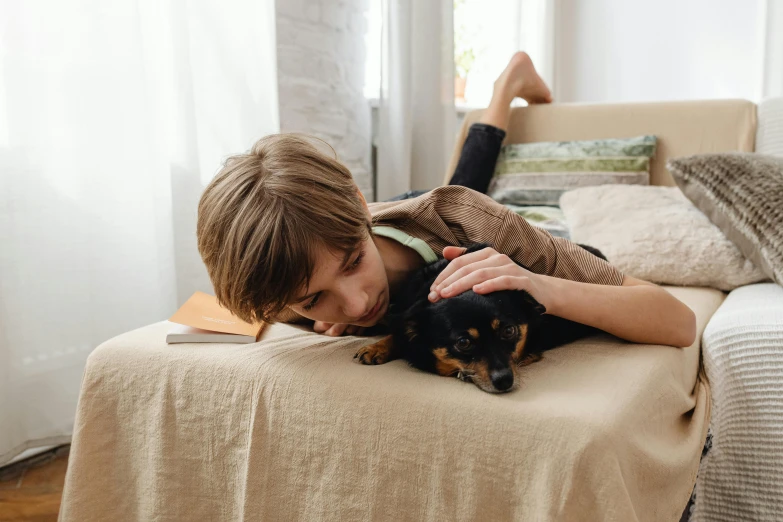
[59, 287, 723, 522]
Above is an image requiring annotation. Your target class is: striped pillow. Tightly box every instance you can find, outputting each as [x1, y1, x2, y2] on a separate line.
[487, 135, 657, 206]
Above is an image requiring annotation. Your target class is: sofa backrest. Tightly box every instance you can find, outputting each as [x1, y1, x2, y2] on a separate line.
[444, 99, 757, 187]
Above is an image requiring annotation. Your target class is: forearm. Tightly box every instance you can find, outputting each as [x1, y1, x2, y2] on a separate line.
[541, 275, 697, 347]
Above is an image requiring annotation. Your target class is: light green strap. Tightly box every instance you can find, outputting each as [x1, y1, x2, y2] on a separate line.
[371, 226, 438, 263]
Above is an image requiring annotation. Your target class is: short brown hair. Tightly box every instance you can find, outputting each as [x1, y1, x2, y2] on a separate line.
[197, 133, 371, 324]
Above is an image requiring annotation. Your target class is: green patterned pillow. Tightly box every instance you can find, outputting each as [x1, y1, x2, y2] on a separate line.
[488, 135, 657, 206]
[503, 204, 570, 238]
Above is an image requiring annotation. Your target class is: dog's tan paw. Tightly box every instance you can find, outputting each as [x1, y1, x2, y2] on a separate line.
[354, 335, 395, 365]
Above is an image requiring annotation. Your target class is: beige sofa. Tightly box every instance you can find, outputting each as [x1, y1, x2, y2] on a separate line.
[60, 100, 779, 522]
[449, 99, 783, 522]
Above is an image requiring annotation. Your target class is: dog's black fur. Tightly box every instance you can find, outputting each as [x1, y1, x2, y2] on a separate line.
[355, 242, 607, 393]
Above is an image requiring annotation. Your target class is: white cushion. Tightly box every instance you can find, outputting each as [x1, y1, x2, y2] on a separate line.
[559, 184, 768, 290]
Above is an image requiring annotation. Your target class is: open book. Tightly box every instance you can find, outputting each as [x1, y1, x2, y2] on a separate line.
[166, 291, 266, 344]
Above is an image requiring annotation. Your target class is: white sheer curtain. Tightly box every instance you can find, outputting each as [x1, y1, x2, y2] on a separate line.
[376, 0, 457, 200]
[0, 0, 279, 465]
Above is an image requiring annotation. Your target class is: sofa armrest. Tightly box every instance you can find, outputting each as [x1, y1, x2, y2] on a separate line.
[696, 282, 783, 520]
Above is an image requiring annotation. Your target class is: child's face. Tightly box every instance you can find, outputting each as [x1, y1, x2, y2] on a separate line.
[288, 234, 390, 326]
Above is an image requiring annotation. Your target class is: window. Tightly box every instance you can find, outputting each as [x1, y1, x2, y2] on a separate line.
[454, 0, 553, 109]
[364, 0, 552, 109]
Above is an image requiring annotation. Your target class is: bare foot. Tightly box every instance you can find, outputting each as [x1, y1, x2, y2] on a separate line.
[494, 51, 553, 104]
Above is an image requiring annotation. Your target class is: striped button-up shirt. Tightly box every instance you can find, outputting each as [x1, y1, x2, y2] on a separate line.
[275, 185, 624, 324]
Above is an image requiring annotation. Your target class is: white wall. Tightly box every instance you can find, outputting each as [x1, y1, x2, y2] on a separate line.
[762, 0, 783, 98]
[554, 0, 767, 103]
[275, 0, 373, 198]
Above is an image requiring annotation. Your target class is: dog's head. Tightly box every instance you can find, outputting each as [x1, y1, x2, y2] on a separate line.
[398, 287, 546, 393]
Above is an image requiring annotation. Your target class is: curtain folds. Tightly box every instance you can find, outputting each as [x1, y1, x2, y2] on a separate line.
[0, 0, 279, 466]
[375, 0, 457, 200]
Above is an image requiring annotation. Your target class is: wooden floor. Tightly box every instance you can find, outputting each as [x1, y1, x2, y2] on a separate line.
[0, 445, 69, 522]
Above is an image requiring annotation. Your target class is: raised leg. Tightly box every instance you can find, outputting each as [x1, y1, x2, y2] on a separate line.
[480, 51, 553, 131]
[448, 51, 553, 193]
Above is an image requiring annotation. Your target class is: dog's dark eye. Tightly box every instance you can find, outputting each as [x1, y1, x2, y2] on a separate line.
[500, 325, 517, 340]
[454, 337, 472, 352]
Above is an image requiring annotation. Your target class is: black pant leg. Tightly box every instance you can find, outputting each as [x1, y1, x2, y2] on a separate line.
[382, 123, 506, 202]
[447, 123, 507, 194]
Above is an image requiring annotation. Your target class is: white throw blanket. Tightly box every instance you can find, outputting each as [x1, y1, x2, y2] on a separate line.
[694, 283, 783, 521]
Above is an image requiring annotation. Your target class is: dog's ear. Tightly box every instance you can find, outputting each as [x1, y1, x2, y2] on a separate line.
[400, 300, 428, 342]
[518, 290, 546, 316]
[403, 320, 418, 341]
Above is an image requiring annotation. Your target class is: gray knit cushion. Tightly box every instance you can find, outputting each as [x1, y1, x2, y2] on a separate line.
[668, 153, 783, 285]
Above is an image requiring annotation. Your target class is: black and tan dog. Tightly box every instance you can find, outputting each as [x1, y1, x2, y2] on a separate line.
[354, 242, 606, 393]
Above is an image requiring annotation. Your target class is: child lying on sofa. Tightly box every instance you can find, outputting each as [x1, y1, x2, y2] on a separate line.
[196, 52, 696, 347]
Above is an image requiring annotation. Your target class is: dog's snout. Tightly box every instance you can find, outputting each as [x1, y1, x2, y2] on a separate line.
[489, 368, 514, 391]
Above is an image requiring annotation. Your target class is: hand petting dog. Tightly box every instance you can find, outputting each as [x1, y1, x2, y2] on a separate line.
[314, 245, 550, 338]
[428, 245, 551, 313]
